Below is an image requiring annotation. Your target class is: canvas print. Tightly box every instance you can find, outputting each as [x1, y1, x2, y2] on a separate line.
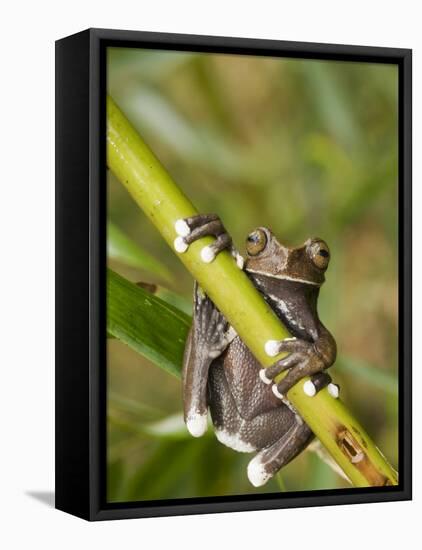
[106, 47, 399, 503]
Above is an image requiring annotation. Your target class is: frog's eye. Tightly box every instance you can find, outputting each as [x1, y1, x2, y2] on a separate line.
[246, 229, 268, 256]
[308, 240, 330, 270]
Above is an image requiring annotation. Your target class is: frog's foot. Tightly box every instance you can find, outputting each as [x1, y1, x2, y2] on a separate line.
[183, 281, 237, 438]
[261, 338, 334, 399]
[247, 420, 313, 487]
[174, 214, 243, 267]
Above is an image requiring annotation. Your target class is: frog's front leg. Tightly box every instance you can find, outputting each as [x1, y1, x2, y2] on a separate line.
[174, 213, 244, 268]
[260, 329, 338, 399]
[182, 282, 235, 437]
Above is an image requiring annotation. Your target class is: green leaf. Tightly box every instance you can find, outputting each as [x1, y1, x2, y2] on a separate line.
[135, 281, 192, 315]
[107, 280, 191, 338]
[107, 268, 190, 378]
[108, 221, 173, 283]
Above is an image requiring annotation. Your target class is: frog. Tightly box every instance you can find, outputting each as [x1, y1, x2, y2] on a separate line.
[174, 213, 338, 487]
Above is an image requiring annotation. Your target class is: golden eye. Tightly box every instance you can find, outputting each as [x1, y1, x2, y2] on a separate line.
[308, 240, 330, 270]
[246, 229, 267, 256]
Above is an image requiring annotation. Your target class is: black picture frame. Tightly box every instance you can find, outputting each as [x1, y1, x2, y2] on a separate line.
[55, 28, 412, 521]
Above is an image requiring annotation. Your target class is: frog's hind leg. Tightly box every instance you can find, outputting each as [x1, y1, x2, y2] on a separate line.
[247, 419, 313, 487]
[182, 282, 234, 438]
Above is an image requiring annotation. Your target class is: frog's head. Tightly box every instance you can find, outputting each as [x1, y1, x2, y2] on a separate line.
[244, 227, 330, 286]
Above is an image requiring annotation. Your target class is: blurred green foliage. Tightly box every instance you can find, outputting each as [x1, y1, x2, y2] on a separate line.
[106, 47, 398, 503]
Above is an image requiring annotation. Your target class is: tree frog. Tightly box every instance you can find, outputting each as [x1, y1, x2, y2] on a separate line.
[174, 214, 338, 487]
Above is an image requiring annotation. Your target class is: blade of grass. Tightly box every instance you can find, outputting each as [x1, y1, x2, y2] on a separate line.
[275, 472, 287, 492]
[107, 268, 190, 378]
[135, 281, 192, 315]
[108, 221, 173, 283]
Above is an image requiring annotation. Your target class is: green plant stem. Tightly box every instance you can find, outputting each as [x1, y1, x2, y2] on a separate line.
[107, 94, 398, 488]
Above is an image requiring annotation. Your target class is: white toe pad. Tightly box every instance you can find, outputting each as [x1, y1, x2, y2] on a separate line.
[259, 369, 272, 385]
[186, 413, 207, 437]
[174, 236, 188, 253]
[174, 219, 191, 237]
[264, 340, 280, 357]
[328, 383, 339, 398]
[247, 456, 271, 487]
[200, 246, 216, 263]
[272, 384, 284, 400]
[303, 380, 317, 397]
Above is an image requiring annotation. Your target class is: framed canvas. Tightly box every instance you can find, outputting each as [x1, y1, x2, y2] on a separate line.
[55, 28, 412, 521]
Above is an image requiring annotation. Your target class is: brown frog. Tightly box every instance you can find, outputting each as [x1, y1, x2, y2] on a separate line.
[175, 214, 338, 487]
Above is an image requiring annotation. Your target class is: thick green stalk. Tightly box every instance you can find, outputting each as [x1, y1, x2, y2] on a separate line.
[107, 95, 398, 487]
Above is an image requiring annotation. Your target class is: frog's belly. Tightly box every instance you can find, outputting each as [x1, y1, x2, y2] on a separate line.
[207, 345, 296, 452]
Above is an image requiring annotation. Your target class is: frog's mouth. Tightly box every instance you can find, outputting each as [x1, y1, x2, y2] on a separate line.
[246, 267, 321, 286]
